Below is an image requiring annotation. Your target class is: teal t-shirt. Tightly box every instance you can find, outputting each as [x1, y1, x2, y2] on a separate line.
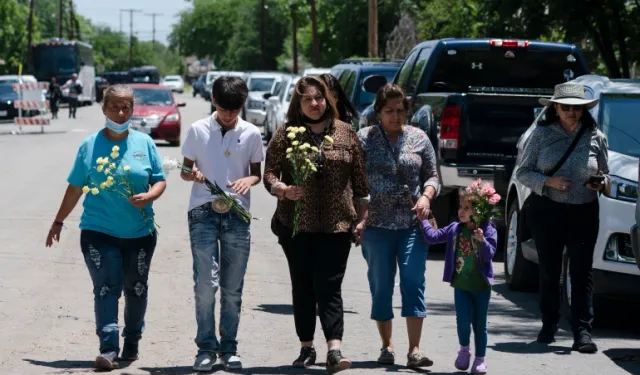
[67, 129, 166, 238]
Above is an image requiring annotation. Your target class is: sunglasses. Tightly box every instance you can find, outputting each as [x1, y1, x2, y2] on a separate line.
[559, 104, 583, 112]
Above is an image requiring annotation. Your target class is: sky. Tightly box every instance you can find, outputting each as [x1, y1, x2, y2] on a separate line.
[74, 0, 192, 45]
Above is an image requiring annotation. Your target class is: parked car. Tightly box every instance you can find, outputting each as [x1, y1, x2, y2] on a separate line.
[0, 75, 46, 116]
[95, 76, 109, 102]
[361, 38, 590, 228]
[129, 66, 161, 84]
[161, 75, 185, 93]
[634, 198, 640, 271]
[264, 76, 299, 142]
[330, 59, 402, 124]
[505, 75, 640, 313]
[192, 74, 206, 98]
[128, 84, 186, 147]
[244, 72, 283, 126]
[302, 67, 331, 76]
[203, 71, 246, 103]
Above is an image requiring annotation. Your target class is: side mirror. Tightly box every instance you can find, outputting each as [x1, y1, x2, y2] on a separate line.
[363, 75, 388, 93]
[268, 96, 279, 104]
[177, 102, 186, 107]
[263, 92, 272, 100]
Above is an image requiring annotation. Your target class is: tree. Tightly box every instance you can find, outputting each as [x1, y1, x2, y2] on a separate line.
[0, 0, 30, 74]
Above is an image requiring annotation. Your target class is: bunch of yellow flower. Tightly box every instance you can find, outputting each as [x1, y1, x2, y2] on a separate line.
[285, 126, 333, 237]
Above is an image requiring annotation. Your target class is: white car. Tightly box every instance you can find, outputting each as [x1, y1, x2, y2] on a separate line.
[264, 76, 299, 142]
[204, 71, 246, 103]
[161, 75, 185, 93]
[302, 67, 331, 77]
[244, 72, 284, 126]
[505, 75, 640, 313]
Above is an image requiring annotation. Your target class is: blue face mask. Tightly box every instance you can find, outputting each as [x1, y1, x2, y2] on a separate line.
[105, 117, 131, 134]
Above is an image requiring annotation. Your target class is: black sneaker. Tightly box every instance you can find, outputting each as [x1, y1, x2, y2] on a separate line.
[326, 349, 351, 374]
[572, 333, 598, 354]
[292, 346, 316, 368]
[536, 324, 558, 343]
[95, 351, 118, 370]
[120, 340, 139, 361]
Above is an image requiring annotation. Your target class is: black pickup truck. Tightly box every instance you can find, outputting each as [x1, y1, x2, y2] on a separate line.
[361, 38, 590, 227]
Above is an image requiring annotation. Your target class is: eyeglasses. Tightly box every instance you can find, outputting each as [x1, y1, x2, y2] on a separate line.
[559, 104, 583, 112]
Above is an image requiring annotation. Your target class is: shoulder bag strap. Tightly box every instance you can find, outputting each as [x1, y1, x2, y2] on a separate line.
[545, 124, 588, 177]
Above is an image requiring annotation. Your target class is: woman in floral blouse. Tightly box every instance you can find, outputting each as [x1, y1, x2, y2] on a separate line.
[356, 83, 440, 369]
[263, 76, 369, 373]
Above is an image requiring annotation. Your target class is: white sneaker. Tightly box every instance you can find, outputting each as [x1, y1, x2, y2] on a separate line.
[193, 352, 216, 372]
[220, 353, 242, 370]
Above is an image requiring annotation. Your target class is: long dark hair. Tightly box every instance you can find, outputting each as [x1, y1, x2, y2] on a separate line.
[286, 76, 339, 126]
[538, 104, 597, 129]
[318, 73, 357, 124]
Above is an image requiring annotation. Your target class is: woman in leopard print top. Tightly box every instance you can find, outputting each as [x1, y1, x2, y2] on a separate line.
[264, 76, 369, 373]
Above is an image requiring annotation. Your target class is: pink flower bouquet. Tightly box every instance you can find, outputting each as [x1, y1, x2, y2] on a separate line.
[465, 179, 502, 226]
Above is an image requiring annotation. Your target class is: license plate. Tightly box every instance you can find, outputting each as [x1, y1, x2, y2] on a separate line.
[0, 111, 7, 116]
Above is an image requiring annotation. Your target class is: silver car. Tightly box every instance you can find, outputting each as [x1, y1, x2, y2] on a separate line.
[264, 76, 299, 142]
[243, 72, 284, 126]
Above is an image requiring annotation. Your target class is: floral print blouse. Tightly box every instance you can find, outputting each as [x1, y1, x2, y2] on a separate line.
[358, 125, 440, 230]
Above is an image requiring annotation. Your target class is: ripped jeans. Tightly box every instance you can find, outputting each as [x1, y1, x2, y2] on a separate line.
[80, 230, 157, 354]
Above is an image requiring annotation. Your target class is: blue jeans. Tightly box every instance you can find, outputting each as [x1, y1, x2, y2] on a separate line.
[80, 230, 157, 354]
[454, 288, 491, 357]
[188, 203, 251, 354]
[361, 226, 429, 321]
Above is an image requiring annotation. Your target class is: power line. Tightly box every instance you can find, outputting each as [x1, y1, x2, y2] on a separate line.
[144, 13, 164, 46]
[120, 9, 143, 68]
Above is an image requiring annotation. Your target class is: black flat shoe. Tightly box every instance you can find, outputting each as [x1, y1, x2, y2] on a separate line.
[536, 324, 558, 344]
[293, 346, 316, 368]
[572, 333, 598, 354]
[327, 349, 351, 374]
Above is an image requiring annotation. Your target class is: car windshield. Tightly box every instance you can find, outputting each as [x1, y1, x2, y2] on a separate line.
[0, 84, 16, 97]
[164, 77, 180, 82]
[600, 94, 640, 157]
[357, 70, 398, 108]
[285, 84, 296, 101]
[33, 46, 77, 77]
[249, 78, 275, 92]
[133, 88, 173, 106]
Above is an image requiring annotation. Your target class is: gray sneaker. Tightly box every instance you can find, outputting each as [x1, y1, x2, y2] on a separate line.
[95, 351, 118, 370]
[193, 352, 216, 372]
[377, 347, 395, 365]
[220, 353, 243, 370]
[407, 352, 433, 368]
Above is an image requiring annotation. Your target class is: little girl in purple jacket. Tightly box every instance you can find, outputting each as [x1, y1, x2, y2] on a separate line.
[421, 190, 498, 375]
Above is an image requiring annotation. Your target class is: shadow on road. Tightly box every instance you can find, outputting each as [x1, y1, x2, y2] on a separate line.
[23, 358, 132, 372]
[140, 364, 328, 374]
[489, 341, 571, 355]
[603, 349, 640, 375]
[253, 304, 358, 316]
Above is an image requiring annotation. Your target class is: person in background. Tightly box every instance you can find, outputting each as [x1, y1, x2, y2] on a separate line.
[356, 83, 438, 369]
[264, 76, 369, 373]
[319, 73, 358, 127]
[48, 76, 62, 120]
[181, 76, 264, 372]
[45, 84, 166, 370]
[63, 73, 83, 119]
[516, 83, 608, 353]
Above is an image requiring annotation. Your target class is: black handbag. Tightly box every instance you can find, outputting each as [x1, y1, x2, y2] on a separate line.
[519, 124, 587, 235]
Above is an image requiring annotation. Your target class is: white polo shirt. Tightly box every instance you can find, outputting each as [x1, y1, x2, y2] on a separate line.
[181, 113, 264, 211]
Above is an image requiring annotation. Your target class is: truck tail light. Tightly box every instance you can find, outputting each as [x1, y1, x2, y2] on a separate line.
[439, 105, 461, 149]
[490, 39, 530, 48]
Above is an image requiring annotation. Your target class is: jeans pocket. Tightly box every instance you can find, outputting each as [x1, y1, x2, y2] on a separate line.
[188, 205, 209, 225]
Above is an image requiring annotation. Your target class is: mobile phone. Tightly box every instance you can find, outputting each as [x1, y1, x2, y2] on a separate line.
[585, 175, 605, 186]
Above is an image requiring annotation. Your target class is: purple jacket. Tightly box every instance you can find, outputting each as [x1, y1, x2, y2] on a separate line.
[420, 220, 497, 285]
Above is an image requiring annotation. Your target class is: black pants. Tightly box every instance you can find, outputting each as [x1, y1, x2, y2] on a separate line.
[527, 195, 599, 337]
[278, 230, 351, 342]
[69, 97, 78, 118]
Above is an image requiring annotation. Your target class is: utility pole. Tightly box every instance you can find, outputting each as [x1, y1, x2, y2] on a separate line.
[368, 0, 378, 57]
[260, 0, 266, 70]
[144, 13, 163, 47]
[69, 0, 76, 40]
[58, 0, 63, 38]
[27, 0, 35, 72]
[291, 2, 298, 75]
[310, 0, 319, 67]
[121, 9, 143, 68]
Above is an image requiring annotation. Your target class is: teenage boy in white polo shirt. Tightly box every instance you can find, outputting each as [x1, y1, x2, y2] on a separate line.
[180, 76, 264, 372]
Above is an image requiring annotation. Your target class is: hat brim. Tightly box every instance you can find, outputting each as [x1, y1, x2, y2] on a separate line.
[539, 97, 599, 109]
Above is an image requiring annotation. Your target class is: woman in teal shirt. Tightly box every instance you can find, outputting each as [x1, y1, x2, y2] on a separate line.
[46, 84, 166, 370]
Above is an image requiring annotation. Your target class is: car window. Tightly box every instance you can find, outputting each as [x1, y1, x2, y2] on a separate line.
[396, 49, 419, 89]
[249, 78, 275, 92]
[405, 47, 431, 96]
[600, 94, 640, 157]
[341, 71, 357, 99]
[133, 88, 174, 105]
[357, 70, 399, 109]
[338, 69, 353, 90]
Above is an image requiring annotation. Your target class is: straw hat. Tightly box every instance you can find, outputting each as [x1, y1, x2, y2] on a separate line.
[539, 83, 599, 109]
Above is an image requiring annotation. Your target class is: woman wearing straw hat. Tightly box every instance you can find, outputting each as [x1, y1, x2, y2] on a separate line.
[516, 83, 608, 354]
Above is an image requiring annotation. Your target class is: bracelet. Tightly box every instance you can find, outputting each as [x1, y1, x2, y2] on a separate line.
[53, 221, 64, 227]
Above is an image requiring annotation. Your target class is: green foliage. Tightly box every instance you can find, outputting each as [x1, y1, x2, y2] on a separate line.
[0, 0, 29, 74]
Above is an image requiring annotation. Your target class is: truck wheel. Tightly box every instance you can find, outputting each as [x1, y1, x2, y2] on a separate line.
[504, 201, 539, 291]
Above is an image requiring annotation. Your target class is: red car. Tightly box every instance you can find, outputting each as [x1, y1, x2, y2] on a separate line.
[129, 84, 186, 146]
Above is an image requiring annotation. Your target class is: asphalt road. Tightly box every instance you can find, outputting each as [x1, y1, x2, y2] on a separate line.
[1, 93, 639, 375]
